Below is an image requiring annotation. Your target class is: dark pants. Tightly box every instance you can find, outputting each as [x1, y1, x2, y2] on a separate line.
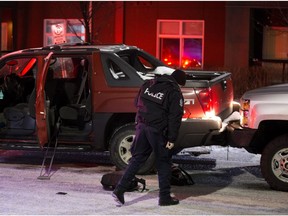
[117, 123, 173, 199]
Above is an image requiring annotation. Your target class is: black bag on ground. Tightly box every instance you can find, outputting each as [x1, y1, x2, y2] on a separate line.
[170, 165, 195, 186]
[101, 171, 146, 192]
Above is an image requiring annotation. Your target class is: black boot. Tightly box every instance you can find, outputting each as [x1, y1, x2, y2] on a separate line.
[112, 188, 125, 206]
[159, 196, 179, 206]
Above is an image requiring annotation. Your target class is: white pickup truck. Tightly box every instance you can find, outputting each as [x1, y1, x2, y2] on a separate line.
[228, 83, 288, 191]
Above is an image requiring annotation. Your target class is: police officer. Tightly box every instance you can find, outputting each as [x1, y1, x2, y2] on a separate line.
[113, 69, 186, 206]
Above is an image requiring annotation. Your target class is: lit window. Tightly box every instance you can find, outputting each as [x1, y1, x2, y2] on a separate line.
[1, 22, 8, 51]
[157, 20, 204, 69]
[263, 26, 288, 59]
[44, 19, 85, 46]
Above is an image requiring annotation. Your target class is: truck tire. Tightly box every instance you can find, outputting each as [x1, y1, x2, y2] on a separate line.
[109, 124, 156, 175]
[260, 134, 288, 191]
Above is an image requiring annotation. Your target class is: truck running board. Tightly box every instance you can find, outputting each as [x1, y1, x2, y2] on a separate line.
[38, 120, 60, 180]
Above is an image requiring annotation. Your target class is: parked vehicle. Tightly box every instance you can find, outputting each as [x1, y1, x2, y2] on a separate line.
[0, 43, 235, 174]
[228, 83, 288, 191]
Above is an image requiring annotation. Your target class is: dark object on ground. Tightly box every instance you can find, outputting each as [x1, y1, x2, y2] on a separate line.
[101, 171, 146, 192]
[170, 165, 195, 186]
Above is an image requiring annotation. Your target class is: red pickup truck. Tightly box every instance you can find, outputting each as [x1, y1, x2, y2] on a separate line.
[0, 44, 235, 174]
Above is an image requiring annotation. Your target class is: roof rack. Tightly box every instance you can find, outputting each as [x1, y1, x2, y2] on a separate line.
[41, 42, 91, 51]
[61, 42, 91, 46]
[42, 45, 61, 51]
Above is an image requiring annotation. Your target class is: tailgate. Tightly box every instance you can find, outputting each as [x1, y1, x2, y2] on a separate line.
[185, 71, 234, 119]
[210, 72, 234, 118]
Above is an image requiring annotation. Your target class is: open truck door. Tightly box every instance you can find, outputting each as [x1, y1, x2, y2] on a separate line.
[35, 52, 53, 148]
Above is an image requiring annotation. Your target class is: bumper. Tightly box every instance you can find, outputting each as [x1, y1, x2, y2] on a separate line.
[226, 126, 256, 148]
[176, 116, 222, 148]
[176, 111, 241, 149]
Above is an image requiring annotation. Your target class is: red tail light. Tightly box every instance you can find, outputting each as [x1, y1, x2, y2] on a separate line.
[182, 106, 191, 119]
[196, 88, 215, 117]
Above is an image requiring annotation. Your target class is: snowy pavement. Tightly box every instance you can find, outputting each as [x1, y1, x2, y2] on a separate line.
[1, 147, 287, 215]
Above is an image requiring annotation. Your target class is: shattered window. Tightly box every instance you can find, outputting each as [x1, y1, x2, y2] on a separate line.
[108, 60, 128, 80]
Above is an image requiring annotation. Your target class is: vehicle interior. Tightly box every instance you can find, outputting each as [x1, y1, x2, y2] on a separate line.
[47, 57, 92, 138]
[0, 58, 36, 136]
[0, 56, 92, 141]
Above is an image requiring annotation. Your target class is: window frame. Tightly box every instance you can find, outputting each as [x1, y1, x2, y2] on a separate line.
[263, 26, 288, 60]
[156, 19, 205, 69]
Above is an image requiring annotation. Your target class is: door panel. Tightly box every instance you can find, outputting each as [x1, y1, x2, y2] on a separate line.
[35, 52, 53, 147]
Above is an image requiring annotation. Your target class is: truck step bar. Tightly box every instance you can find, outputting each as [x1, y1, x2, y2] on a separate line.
[38, 120, 61, 180]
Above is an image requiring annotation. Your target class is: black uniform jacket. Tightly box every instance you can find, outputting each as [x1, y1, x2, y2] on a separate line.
[135, 74, 184, 143]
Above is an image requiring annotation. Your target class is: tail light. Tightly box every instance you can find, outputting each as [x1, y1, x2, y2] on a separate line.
[196, 88, 215, 117]
[182, 106, 191, 119]
[240, 98, 250, 127]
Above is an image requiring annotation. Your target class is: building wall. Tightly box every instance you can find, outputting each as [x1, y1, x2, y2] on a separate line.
[123, 1, 226, 68]
[91, 2, 116, 44]
[14, 1, 84, 49]
[225, 3, 250, 68]
[2, 1, 263, 69]
[9, 1, 226, 69]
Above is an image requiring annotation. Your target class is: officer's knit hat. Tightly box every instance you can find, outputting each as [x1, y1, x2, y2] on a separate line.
[171, 69, 186, 86]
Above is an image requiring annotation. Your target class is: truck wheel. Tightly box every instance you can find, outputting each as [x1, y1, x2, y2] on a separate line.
[109, 124, 156, 175]
[260, 134, 288, 191]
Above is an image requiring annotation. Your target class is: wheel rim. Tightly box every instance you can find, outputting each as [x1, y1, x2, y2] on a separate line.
[118, 134, 134, 164]
[271, 147, 288, 183]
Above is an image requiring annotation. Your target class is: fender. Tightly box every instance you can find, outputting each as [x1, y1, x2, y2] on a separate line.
[249, 103, 288, 129]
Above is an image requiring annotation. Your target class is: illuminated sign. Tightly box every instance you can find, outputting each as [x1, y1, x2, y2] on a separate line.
[52, 23, 66, 44]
